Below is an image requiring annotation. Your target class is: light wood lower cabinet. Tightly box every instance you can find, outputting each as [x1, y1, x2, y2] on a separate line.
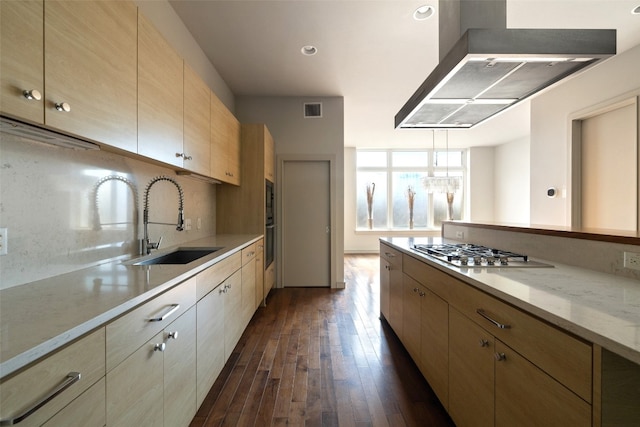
[265, 262, 275, 300]
[42, 377, 106, 427]
[382, 248, 596, 427]
[449, 308, 495, 427]
[106, 306, 196, 427]
[494, 340, 591, 427]
[381, 243, 403, 337]
[255, 239, 265, 309]
[0, 328, 105, 427]
[196, 280, 226, 408]
[224, 270, 243, 361]
[241, 243, 257, 327]
[106, 331, 164, 427]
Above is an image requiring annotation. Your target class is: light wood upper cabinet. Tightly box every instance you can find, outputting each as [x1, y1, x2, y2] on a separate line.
[45, 0, 137, 152]
[138, 12, 184, 167]
[211, 92, 241, 185]
[183, 63, 211, 176]
[0, 0, 44, 124]
[264, 126, 275, 182]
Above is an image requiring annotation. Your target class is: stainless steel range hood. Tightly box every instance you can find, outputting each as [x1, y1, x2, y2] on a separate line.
[395, 5, 616, 129]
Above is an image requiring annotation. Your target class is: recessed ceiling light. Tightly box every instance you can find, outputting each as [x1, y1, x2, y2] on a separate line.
[301, 45, 318, 56]
[632, 5, 640, 14]
[413, 5, 434, 21]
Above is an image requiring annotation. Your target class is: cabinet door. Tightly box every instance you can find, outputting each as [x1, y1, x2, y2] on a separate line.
[495, 340, 591, 427]
[164, 307, 197, 427]
[402, 275, 422, 362]
[45, 0, 137, 151]
[420, 286, 449, 408]
[211, 91, 241, 185]
[106, 332, 164, 427]
[265, 263, 275, 299]
[42, 377, 105, 427]
[183, 63, 211, 176]
[449, 308, 494, 427]
[224, 270, 243, 360]
[0, 0, 44, 124]
[379, 258, 390, 320]
[388, 257, 403, 338]
[242, 255, 257, 327]
[264, 126, 275, 182]
[255, 240, 265, 308]
[138, 12, 184, 166]
[196, 284, 226, 407]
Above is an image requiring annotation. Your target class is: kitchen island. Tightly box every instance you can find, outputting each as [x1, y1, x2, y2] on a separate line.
[381, 236, 640, 427]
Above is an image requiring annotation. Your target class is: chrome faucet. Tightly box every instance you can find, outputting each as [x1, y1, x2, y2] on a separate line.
[142, 175, 185, 255]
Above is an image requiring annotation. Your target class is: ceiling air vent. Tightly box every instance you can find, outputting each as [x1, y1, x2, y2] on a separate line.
[304, 102, 322, 118]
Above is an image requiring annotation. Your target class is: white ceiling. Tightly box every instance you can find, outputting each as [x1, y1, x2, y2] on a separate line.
[169, 0, 640, 149]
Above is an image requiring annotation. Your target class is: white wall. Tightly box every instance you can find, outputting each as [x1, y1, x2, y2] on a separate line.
[494, 137, 530, 223]
[235, 96, 345, 287]
[530, 43, 640, 226]
[468, 147, 495, 222]
[0, 133, 216, 290]
[135, 0, 234, 111]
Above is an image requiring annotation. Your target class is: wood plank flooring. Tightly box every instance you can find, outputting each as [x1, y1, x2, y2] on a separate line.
[190, 254, 454, 427]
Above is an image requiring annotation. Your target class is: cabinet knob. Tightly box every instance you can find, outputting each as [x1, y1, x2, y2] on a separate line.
[23, 89, 42, 101]
[175, 152, 192, 160]
[413, 287, 419, 293]
[154, 342, 166, 352]
[479, 339, 489, 347]
[418, 291, 426, 297]
[494, 352, 506, 362]
[167, 331, 178, 340]
[55, 102, 71, 112]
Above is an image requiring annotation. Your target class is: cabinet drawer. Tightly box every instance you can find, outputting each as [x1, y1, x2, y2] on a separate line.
[403, 254, 452, 301]
[196, 252, 241, 300]
[380, 243, 402, 267]
[0, 328, 105, 427]
[449, 280, 592, 402]
[42, 377, 105, 427]
[242, 243, 257, 265]
[106, 277, 196, 372]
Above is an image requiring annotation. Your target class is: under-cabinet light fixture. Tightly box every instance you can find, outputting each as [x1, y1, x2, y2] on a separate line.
[0, 116, 100, 150]
[176, 170, 221, 184]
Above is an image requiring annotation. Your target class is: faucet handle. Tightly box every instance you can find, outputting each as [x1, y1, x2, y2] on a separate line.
[154, 236, 163, 250]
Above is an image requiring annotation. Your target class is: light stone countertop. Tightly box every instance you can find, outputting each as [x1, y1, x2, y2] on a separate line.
[382, 237, 640, 365]
[0, 234, 261, 380]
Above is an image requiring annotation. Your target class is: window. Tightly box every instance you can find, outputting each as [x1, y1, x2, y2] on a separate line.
[356, 149, 465, 230]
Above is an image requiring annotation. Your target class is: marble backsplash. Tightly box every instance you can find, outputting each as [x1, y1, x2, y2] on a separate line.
[443, 223, 640, 281]
[0, 132, 217, 290]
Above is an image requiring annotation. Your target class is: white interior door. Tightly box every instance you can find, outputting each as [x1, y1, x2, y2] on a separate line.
[282, 160, 331, 287]
[581, 102, 637, 231]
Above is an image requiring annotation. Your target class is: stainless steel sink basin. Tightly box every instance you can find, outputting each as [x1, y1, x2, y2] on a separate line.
[132, 247, 221, 265]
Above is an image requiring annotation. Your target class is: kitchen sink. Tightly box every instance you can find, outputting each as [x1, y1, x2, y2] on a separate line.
[131, 247, 221, 265]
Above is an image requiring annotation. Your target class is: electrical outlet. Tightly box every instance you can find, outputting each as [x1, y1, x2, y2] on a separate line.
[456, 231, 464, 239]
[197, 218, 202, 230]
[624, 252, 640, 271]
[0, 228, 7, 255]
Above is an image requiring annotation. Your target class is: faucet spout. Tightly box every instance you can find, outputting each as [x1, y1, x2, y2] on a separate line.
[142, 175, 185, 255]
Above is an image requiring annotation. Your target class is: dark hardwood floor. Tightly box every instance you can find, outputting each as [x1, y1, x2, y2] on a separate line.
[190, 254, 454, 427]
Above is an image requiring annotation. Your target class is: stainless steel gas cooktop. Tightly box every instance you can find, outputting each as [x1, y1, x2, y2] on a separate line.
[412, 243, 553, 268]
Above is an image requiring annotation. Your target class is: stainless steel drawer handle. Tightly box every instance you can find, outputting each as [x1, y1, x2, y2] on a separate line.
[148, 304, 180, 322]
[384, 252, 396, 257]
[0, 372, 81, 425]
[476, 309, 511, 329]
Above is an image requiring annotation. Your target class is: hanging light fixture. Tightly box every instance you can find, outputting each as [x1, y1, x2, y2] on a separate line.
[421, 130, 460, 220]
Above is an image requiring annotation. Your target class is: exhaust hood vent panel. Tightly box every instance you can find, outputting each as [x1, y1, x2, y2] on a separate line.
[396, 28, 616, 129]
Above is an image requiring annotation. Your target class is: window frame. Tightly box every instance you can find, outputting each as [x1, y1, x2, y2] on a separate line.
[356, 149, 466, 231]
